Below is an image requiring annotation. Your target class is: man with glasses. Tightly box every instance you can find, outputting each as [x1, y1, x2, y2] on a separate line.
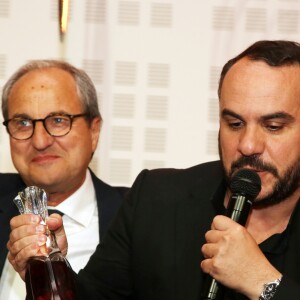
[0, 60, 127, 299]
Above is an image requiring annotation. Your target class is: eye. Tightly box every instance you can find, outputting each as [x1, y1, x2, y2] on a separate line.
[229, 120, 243, 129]
[47, 116, 70, 127]
[265, 122, 284, 132]
[53, 117, 64, 124]
[14, 118, 32, 128]
[225, 118, 244, 130]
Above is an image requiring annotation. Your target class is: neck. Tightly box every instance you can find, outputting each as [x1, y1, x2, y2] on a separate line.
[247, 196, 299, 243]
[47, 191, 76, 206]
[23, 171, 88, 207]
[45, 176, 87, 207]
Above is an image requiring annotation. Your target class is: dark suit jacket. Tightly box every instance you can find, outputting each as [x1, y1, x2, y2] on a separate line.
[0, 170, 127, 276]
[76, 161, 300, 300]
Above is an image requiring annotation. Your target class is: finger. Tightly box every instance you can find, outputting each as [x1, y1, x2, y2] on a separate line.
[10, 214, 40, 230]
[7, 232, 47, 271]
[200, 257, 214, 275]
[205, 229, 223, 243]
[201, 242, 219, 259]
[8, 232, 47, 256]
[47, 216, 68, 256]
[8, 242, 41, 273]
[9, 222, 46, 245]
[46, 214, 63, 231]
[211, 215, 237, 231]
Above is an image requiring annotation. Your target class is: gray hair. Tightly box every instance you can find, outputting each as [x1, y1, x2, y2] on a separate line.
[2, 59, 101, 123]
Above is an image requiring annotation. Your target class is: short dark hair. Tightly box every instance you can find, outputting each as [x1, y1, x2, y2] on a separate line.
[218, 40, 300, 98]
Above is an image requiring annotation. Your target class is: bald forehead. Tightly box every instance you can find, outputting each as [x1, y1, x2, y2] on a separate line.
[13, 67, 75, 88]
[224, 57, 300, 81]
[8, 67, 78, 101]
[221, 57, 300, 98]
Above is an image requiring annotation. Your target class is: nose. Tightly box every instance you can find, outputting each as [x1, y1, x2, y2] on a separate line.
[30, 121, 54, 149]
[237, 126, 265, 157]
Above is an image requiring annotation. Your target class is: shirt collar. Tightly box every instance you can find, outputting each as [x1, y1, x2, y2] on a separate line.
[48, 170, 97, 227]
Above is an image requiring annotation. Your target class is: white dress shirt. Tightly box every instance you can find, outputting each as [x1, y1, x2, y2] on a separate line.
[0, 170, 100, 300]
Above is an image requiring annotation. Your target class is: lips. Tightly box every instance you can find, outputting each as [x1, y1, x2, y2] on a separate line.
[244, 167, 262, 173]
[32, 155, 60, 163]
[238, 167, 266, 176]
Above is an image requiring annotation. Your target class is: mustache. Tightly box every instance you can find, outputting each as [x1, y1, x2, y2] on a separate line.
[231, 156, 278, 177]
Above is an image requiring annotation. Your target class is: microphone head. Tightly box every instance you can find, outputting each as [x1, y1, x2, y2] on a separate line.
[230, 169, 261, 199]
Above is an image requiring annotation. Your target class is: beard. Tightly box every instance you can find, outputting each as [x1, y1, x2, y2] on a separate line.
[222, 155, 300, 208]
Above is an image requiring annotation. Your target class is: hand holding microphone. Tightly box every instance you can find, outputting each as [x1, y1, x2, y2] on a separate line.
[200, 169, 261, 299]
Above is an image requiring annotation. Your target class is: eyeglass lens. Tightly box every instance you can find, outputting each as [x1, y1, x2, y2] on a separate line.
[7, 115, 73, 140]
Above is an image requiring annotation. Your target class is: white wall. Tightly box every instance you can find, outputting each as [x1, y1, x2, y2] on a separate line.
[1, 0, 299, 186]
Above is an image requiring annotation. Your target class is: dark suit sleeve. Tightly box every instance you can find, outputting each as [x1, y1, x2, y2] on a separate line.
[75, 170, 148, 299]
[0, 174, 25, 276]
[272, 276, 300, 299]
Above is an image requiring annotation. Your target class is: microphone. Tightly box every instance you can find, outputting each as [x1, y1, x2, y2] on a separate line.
[201, 168, 261, 300]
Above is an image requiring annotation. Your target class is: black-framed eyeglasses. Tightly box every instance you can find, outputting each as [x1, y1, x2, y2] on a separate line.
[2, 113, 87, 140]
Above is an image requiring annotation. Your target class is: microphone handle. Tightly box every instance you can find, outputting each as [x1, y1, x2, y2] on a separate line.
[226, 194, 252, 225]
[200, 194, 252, 299]
[201, 277, 223, 300]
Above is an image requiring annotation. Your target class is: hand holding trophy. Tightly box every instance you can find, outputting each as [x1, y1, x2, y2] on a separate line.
[14, 186, 77, 300]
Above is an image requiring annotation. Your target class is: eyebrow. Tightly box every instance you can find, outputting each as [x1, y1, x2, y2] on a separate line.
[261, 111, 294, 122]
[221, 109, 244, 121]
[221, 109, 294, 122]
[10, 111, 69, 120]
[10, 113, 31, 119]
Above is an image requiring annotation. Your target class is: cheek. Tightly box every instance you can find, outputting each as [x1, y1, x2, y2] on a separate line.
[269, 147, 298, 178]
[64, 133, 93, 160]
[220, 131, 233, 154]
[10, 140, 27, 159]
[219, 133, 238, 166]
[9, 142, 29, 172]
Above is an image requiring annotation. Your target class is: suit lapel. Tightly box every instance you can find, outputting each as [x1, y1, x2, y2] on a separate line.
[173, 167, 225, 299]
[90, 170, 124, 242]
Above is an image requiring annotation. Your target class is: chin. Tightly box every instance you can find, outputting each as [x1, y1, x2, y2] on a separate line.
[28, 176, 57, 189]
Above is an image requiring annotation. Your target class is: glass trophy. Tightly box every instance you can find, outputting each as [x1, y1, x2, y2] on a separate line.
[14, 186, 77, 300]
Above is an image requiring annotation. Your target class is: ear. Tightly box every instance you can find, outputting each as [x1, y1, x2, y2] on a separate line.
[90, 117, 102, 152]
